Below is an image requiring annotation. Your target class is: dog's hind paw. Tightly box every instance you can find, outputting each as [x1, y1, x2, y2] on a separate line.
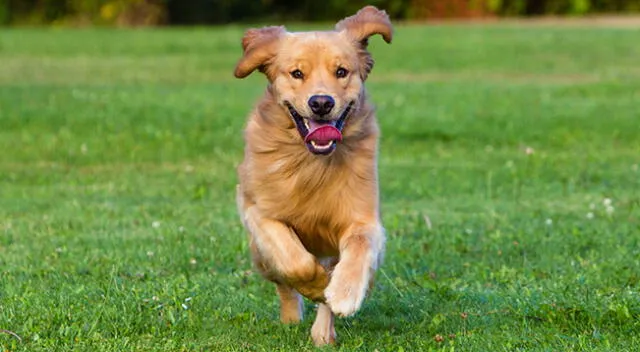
[311, 303, 336, 346]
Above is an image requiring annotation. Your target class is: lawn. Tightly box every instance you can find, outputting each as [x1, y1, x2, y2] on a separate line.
[1, 21, 639, 351]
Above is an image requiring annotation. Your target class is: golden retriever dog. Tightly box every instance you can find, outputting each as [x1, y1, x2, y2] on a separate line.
[234, 6, 392, 346]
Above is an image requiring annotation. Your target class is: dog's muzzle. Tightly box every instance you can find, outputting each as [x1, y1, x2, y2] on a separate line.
[286, 102, 354, 155]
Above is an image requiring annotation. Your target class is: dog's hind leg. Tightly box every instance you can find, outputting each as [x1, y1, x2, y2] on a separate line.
[276, 284, 303, 323]
[311, 257, 338, 346]
[311, 303, 336, 346]
[242, 206, 329, 302]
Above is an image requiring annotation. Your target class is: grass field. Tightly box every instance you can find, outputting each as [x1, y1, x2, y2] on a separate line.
[1, 20, 640, 351]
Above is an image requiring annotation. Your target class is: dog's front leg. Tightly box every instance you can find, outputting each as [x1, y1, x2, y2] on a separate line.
[243, 206, 329, 302]
[325, 223, 385, 317]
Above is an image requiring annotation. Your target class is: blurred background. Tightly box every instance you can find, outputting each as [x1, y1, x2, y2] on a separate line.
[1, 0, 639, 27]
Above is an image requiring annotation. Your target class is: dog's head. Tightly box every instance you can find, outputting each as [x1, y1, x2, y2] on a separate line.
[234, 6, 393, 155]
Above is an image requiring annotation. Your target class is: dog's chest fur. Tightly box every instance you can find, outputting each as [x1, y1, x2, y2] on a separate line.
[244, 142, 378, 256]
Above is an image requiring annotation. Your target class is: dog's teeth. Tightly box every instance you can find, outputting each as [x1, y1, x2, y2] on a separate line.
[310, 141, 332, 150]
[303, 119, 310, 130]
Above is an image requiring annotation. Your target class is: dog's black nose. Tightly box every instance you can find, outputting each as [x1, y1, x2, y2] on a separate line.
[308, 95, 335, 116]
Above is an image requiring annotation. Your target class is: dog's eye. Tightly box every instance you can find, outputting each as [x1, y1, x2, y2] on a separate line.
[290, 70, 304, 80]
[335, 67, 349, 78]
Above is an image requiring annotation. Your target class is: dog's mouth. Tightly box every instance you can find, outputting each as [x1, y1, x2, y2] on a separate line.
[285, 102, 354, 155]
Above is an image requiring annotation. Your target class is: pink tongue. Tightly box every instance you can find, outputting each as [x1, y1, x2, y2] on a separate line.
[304, 122, 342, 144]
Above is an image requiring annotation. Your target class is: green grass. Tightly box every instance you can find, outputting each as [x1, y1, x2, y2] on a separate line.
[1, 22, 640, 351]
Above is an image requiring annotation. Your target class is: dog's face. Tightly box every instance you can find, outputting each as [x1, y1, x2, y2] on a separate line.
[271, 33, 362, 155]
[234, 6, 393, 155]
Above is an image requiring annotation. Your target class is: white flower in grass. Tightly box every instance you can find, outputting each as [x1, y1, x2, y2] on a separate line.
[152, 221, 161, 228]
[147, 251, 154, 257]
[603, 198, 612, 207]
[178, 226, 185, 233]
[185, 165, 194, 173]
[189, 258, 197, 265]
[181, 297, 192, 310]
[80, 143, 88, 154]
[545, 218, 553, 226]
[606, 205, 615, 215]
[525, 146, 535, 155]
[586, 212, 594, 219]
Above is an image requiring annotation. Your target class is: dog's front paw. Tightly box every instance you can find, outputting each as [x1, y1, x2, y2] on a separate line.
[324, 275, 367, 317]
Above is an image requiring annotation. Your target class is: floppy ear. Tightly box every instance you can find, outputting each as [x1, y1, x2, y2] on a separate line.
[335, 6, 393, 46]
[234, 26, 286, 79]
[335, 6, 393, 79]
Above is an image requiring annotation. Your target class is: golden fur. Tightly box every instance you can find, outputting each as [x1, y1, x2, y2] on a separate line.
[234, 6, 392, 346]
